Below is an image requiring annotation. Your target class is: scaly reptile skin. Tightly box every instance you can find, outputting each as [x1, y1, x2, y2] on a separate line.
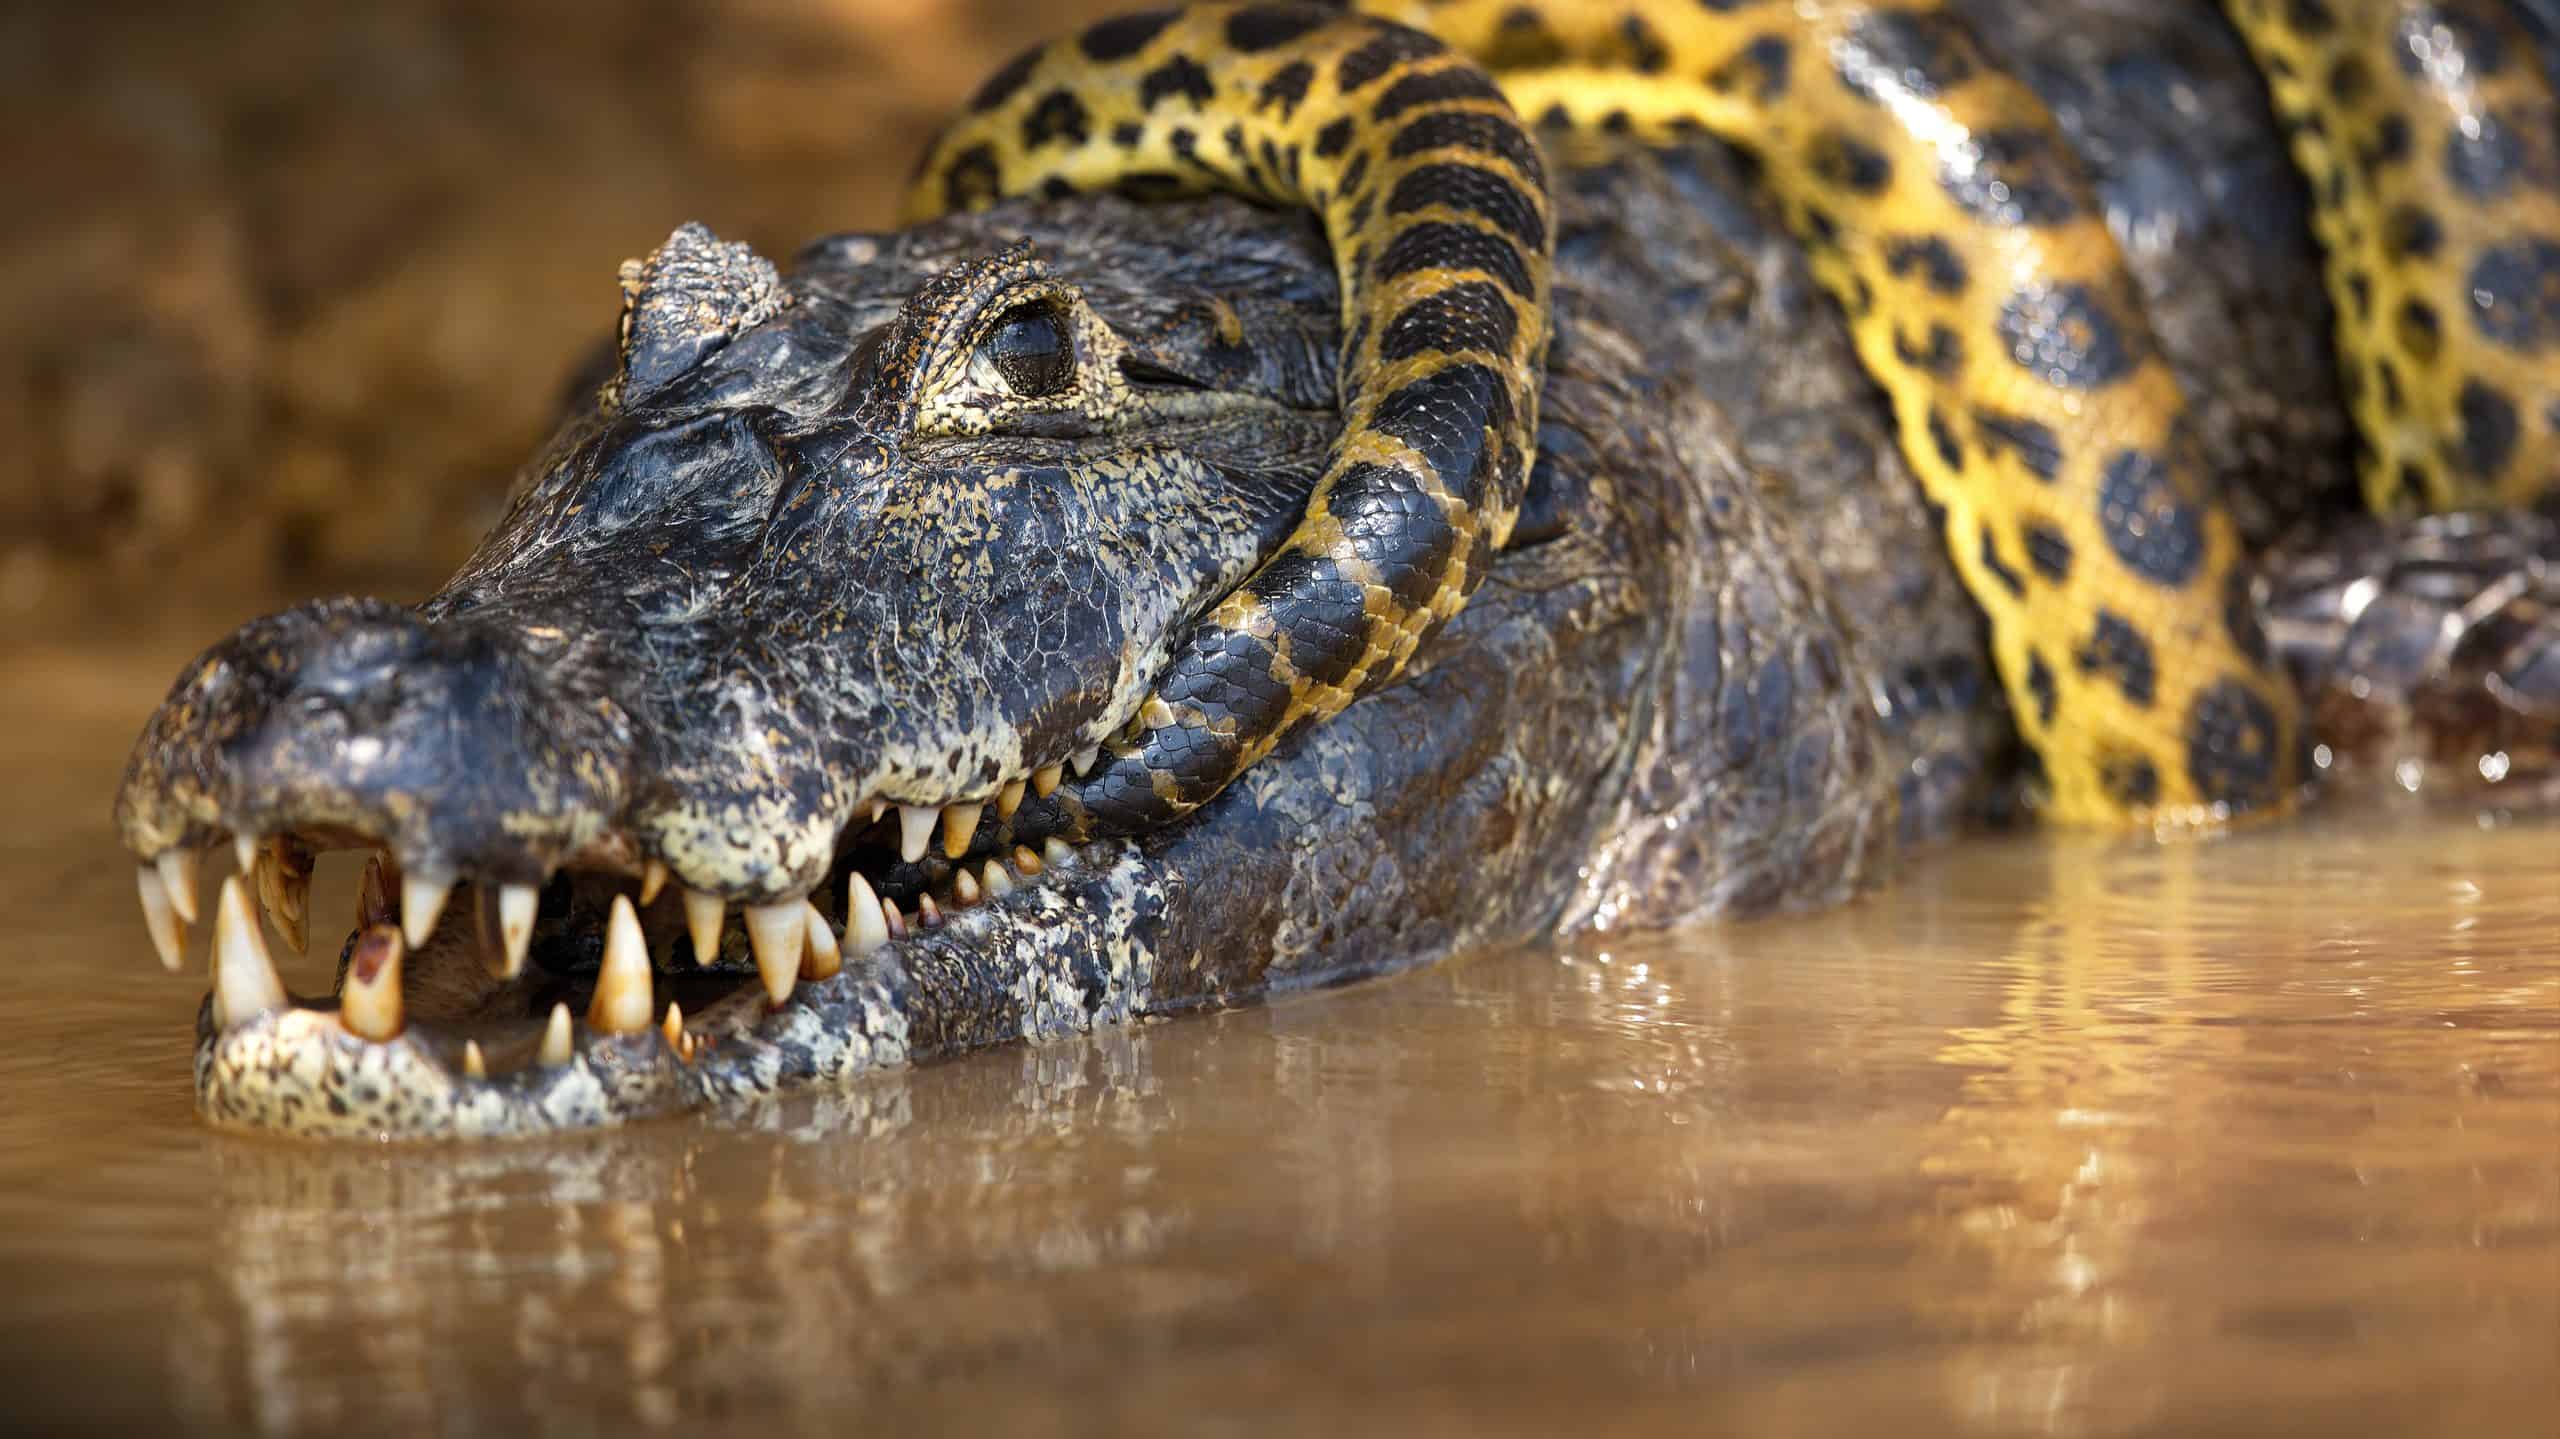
[912, 6, 1557, 836]
[112, 3, 2560, 1137]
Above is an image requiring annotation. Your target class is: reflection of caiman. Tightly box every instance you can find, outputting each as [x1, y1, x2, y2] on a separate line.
[115, 1, 2560, 1137]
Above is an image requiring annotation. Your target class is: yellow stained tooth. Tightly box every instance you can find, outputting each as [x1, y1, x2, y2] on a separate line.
[137, 865, 187, 972]
[996, 779, 1026, 819]
[660, 1001, 685, 1054]
[340, 924, 406, 1042]
[497, 883, 537, 979]
[232, 834, 258, 873]
[800, 900, 841, 982]
[953, 867, 981, 907]
[462, 1040, 487, 1080]
[897, 804, 937, 864]
[537, 1002, 574, 1066]
[211, 876, 287, 1030]
[254, 839, 312, 955]
[1072, 746, 1101, 776]
[846, 872, 890, 955]
[1031, 764, 1063, 797]
[682, 889, 725, 967]
[981, 861, 1013, 900]
[941, 801, 982, 860]
[917, 892, 942, 927]
[587, 894, 653, 1035]
[357, 857, 394, 932]
[157, 849, 202, 925]
[1042, 837, 1074, 868]
[743, 901, 806, 1007]
[1011, 845, 1043, 878]
[400, 871, 454, 950]
[639, 859, 669, 906]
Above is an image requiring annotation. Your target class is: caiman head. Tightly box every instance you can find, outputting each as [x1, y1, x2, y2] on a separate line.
[114, 202, 1343, 1136]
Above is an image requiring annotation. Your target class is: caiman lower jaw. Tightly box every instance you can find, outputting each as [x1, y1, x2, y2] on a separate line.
[182, 832, 1097, 1141]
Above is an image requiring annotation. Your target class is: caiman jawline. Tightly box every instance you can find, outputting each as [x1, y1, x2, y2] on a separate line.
[142, 767, 1100, 1139]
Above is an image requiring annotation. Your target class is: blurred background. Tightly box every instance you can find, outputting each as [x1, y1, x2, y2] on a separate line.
[0, 0, 1126, 625]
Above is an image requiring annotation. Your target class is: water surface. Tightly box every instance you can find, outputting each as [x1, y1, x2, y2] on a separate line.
[3, 621, 2554, 1436]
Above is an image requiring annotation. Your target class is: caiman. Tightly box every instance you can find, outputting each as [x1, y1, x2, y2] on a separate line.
[114, 0, 2560, 1138]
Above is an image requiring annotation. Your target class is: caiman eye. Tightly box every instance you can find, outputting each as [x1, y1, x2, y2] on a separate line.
[985, 302, 1074, 398]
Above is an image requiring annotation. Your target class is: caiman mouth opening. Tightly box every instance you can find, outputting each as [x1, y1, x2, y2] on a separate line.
[151, 763, 1107, 1138]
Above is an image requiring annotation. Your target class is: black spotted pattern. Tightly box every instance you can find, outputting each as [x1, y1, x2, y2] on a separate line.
[1376, 221, 1533, 296]
[1997, 282, 2141, 390]
[1973, 409, 2064, 482]
[2096, 449, 2206, 587]
[1377, 281, 1519, 361]
[1385, 163, 1546, 249]
[1367, 362, 1510, 489]
[2466, 238, 2560, 351]
[1939, 128, 2082, 227]
[2185, 680, 2283, 811]
[1833, 8, 1980, 102]
[2075, 611, 2158, 707]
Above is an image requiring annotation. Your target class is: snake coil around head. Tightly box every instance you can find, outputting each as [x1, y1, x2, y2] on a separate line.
[909, 3, 1556, 837]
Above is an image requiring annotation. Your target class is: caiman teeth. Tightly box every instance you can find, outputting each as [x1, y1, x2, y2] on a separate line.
[941, 801, 982, 860]
[400, 871, 454, 950]
[1071, 746, 1101, 777]
[157, 849, 202, 925]
[537, 1002, 574, 1067]
[232, 834, 258, 874]
[847, 872, 889, 955]
[996, 778, 1026, 820]
[137, 865, 187, 972]
[340, 924, 405, 1042]
[1011, 844, 1044, 877]
[916, 891, 943, 928]
[953, 866, 981, 907]
[639, 859, 669, 906]
[496, 880, 542, 978]
[881, 894, 908, 941]
[358, 856, 394, 931]
[743, 900, 806, 1006]
[1031, 763, 1063, 797]
[683, 888, 724, 968]
[897, 804, 937, 864]
[253, 839, 312, 955]
[461, 1039, 487, 1080]
[211, 876, 287, 1030]
[1043, 837, 1074, 868]
[587, 895, 653, 1035]
[799, 900, 840, 982]
[981, 859, 1014, 900]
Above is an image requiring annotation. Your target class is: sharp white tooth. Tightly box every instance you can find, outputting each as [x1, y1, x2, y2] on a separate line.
[211, 876, 286, 1029]
[156, 849, 202, 924]
[137, 866, 186, 972]
[981, 860, 1014, 899]
[537, 1002, 574, 1066]
[497, 883, 537, 979]
[340, 924, 405, 1042]
[358, 856, 394, 931]
[953, 867, 981, 907]
[1072, 746, 1101, 776]
[846, 872, 889, 955]
[996, 778, 1026, 819]
[744, 901, 806, 1006]
[639, 860, 669, 906]
[800, 900, 840, 981]
[897, 804, 937, 864]
[941, 801, 983, 860]
[661, 1001, 685, 1054]
[254, 841, 311, 955]
[882, 895, 907, 940]
[462, 1040, 487, 1080]
[587, 894, 653, 1034]
[1012, 845, 1044, 878]
[400, 870, 454, 950]
[862, 797, 886, 824]
[917, 892, 943, 927]
[1032, 763, 1063, 797]
[1043, 837, 1075, 868]
[683, 889, 725, 967]
[232, 834, 258, 873]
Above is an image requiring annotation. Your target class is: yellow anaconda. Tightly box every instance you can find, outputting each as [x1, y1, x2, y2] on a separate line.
[2223, 0, 2560, 514]
[910, 0, 2560, 828]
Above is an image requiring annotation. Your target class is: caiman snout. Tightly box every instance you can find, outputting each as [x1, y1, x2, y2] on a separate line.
[115, 595, 634, 891]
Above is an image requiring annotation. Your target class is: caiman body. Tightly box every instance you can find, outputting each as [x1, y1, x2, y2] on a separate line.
[115, 3, 2560, 1138]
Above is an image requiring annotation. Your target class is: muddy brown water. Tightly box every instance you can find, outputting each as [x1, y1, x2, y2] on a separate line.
[1, 615, 2554, 1436]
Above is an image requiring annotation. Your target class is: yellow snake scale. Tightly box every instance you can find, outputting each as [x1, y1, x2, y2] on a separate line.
[907, 0, 2560, 829]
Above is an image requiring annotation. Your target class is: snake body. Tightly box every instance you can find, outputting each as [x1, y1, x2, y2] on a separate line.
[912, 0, 2560, 829]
